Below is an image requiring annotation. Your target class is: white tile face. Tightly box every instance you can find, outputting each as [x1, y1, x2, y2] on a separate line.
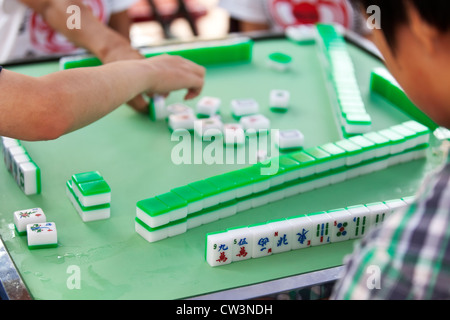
[307, 213, 332, 246]
[366, 203, 390, 229]
[401, 197, 415, 206]
[197, 97, 221, 116]
[328, 209, 353, 243]
[152, 95, 167, 120]
[206, 232, 233, 267]
[275, 130, 304, 150]
[269, 220, 293, 254]
[14, 208, 46, 234]
[223, 123, 245, 145]
[288, 216, 314, 250]
[169, 113, 196, 131]
[228, 228, 253, 262]
[167, 103, 194, 116]
[18, 162, 39, 195]
[7, 146, 26, 173]
[12, 153, 31, 182]
[240, 115, 270, 131]
[384, 200, 408, 216]
[194, 117, 223, 139]
[346, 205, 371, 239]
[27, 222, 57, 247]
[256, 150, 268, 163]
[249, 224, 274, 258]
[270, 90, 290, 109]
[231, 99, 259, 117]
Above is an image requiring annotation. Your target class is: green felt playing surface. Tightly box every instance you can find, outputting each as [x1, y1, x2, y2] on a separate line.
[0, 36, 444, 300]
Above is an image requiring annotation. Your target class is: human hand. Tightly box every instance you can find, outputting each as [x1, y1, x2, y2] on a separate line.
[143, 54, 206, 101]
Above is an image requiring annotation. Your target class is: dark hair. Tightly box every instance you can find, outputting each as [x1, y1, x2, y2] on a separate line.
[350, 0, 450, 49]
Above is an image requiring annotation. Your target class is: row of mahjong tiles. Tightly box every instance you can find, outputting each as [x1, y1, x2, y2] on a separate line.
[1, 137, 41, 195]
[205, 197, 413, 267]
[315, 24, 372, 136]
[135, 120, 431, 243]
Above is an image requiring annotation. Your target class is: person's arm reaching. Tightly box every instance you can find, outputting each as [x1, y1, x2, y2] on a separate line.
[0, 55, 205, 141]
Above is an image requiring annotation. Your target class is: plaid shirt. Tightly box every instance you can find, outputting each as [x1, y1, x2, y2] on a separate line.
[332, 141, 450, 300]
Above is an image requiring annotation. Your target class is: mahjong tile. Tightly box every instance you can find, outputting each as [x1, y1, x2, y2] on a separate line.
[223, 123, 245, 146]
[14, 207, 46, 235]
[206, 231, 233, 267]
[249, 223, 274, 258]
[27, 222, 57, 249]
[227, 226, 254, 262]
[275, 129, 304, 150]
[197, 96, 221, 117]
[327, 209, 353, 243]
[346, 205, 371, 239]
[268, 219, 293, 254]
[231, 98, 259, 118]
[288, 215, 314, 250]
[307, 212, 332, 246]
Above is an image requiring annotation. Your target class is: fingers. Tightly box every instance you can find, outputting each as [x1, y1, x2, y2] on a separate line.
[145, 55, 206, 97]
[127, 94, 149, 114]
[184, 87, 203, 100]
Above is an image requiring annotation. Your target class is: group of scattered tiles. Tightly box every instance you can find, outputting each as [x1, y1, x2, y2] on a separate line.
[65, 171, 111, 222]
[1, 137, 41, 195]
[316, 24, 372, 137]
[135, 120, 430, 243]
[13, 207, 58, 249]
[206, 197, 413, 267]
[150, 92, 303, 151]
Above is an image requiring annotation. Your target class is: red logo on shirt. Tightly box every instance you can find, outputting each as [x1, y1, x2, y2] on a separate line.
[269, 0, 352, 29]
[29, 0, 106, 54]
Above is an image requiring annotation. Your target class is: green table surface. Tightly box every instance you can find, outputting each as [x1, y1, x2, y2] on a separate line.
[0, 37, 439, 300]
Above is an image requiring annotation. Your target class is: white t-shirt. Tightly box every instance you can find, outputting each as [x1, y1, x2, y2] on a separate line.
[219, 0, 364, 32]
[0, 0, 137, 64]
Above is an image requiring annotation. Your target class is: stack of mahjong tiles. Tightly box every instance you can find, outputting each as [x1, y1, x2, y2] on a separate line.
[135, 120, 431, 243]
[66, 171, 111, 222]
[13, 207, 58, 250]
[206, 197, 414, 266]
[1, 137, 41, 195]
[316, 24, 372, 136]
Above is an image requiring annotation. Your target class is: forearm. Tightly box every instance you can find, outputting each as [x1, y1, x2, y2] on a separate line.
[0, 55, 205, 141]
[19, 0, 136, 62]
[0, 60, 152, 141]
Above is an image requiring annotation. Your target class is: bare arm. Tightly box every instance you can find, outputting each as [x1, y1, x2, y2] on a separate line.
[0, 55, 205, 141]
